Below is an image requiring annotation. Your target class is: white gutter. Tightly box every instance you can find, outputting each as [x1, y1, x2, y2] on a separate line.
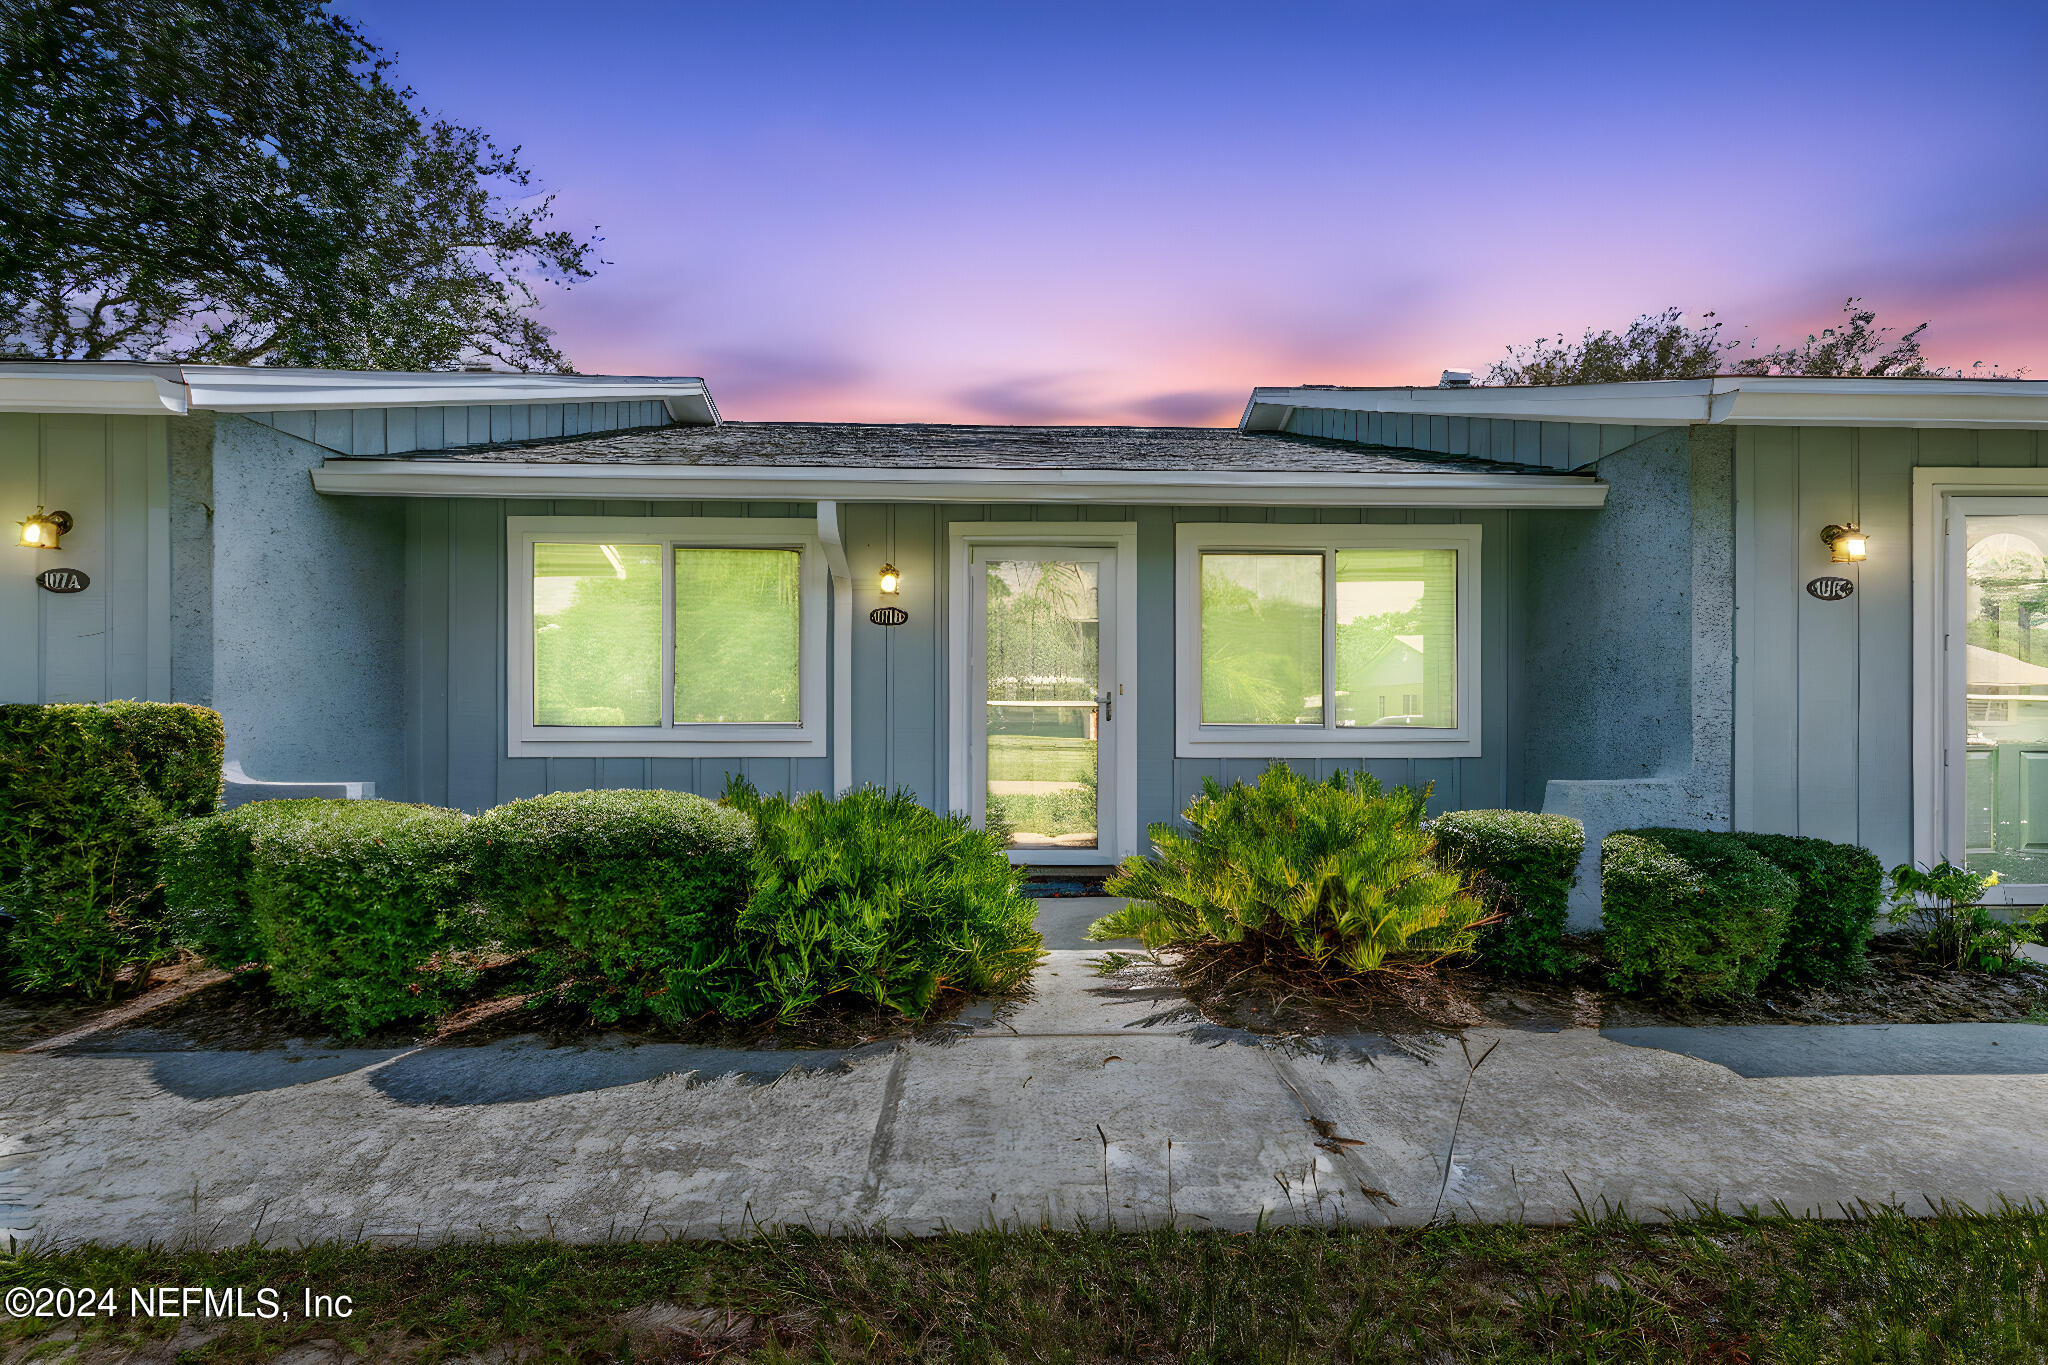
[814, 500, 855, 796]
[0, 361, 720, 424]
[1244, 375, 2048, 431]
[0, 363, 189, 415]
[180, 365, 719, 424]
[311, 460, 1609, 508]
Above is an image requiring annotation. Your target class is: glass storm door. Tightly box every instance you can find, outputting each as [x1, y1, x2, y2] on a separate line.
[1952, 502, 2048, 884]
[969, 547, 1117, 854]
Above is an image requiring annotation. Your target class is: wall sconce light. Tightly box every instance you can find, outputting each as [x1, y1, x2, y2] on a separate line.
[878, 563, 902, 595]
[16, 507, 72, 550]
[1821, 523, 1868, 563]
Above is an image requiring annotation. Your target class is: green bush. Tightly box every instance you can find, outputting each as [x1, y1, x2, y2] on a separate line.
[469, 788, 755, 1027]
[0, 701, 224, 995]
[1602, 828, 1795, 1000]
[1886, 860, 2043, 974]
[1731, 832, 1884, 984]
[163, 799, 476, 1035]
[1090, 765, 1485, 977]
[1431, 810, 1583, 978]
[722, 779, 1042, 1021]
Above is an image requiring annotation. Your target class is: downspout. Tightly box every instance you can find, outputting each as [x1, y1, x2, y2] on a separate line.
[816, 500, 854, 795]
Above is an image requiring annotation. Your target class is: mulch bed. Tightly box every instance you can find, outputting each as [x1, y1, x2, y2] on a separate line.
[4, 954, 984, 1055]
[1156, 934, 2048, 1038]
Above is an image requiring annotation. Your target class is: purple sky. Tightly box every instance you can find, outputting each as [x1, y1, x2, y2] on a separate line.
[343, 0, 2047, 422]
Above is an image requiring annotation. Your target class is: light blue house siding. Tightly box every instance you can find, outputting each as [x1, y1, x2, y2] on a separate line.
[397, 498, 1535, 834]
[1733, 425, 2048, 869]
[0, 411, 173, 706]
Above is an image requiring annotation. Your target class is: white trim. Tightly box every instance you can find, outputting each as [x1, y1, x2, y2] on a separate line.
[1246, 376, 2048, 432]
[506, 516, 826, 758]
[947, 522, 1140, 863]
[184, 366, 719, 421]
[815, 500, 855, 795]
[1912, 468, 2048, 904]
[0, 362, 719, 423]
[312, 459, 1608, 507]
[0, 363, 189, 415]
[1174, 522, 1483, 759]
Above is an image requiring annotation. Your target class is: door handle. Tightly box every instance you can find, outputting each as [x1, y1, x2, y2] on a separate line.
[1100, 690, 1113, 722]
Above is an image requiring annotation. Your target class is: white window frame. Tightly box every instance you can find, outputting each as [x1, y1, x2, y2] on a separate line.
[507, 516, 828, 758]
[1174, 522, 1483, 759]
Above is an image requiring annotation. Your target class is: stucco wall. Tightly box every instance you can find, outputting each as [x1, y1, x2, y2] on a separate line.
[209, 415, 405, 793]
[1520, 425, 1736, 921]
[167, 413, 214, 707]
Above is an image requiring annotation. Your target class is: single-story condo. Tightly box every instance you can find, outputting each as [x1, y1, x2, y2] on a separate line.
[7, 361, 2048, 920]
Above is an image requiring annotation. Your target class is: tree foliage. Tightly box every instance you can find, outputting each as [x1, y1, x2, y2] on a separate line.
[0, 0, 599, 370]
[1487, 298, 2022, 386]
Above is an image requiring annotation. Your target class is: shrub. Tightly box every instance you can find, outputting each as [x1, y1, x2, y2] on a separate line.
[1886, 860, 2043, 974]
[721, 779, 1042, 1021]
[0, 701, 224, 995]
[1602, 828, 1794, 1000]
[1430, 810, 1583, 978]
[1731, 832, 1884, 984]
[469, 788, 755, 1027]
[1090, 765, 1486, 978]
[162, 799, 476, 1035]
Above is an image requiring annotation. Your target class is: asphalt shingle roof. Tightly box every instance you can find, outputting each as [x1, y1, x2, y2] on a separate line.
[399, 422, 1578, 476]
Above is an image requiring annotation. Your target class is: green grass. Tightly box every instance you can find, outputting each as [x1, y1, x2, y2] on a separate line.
[6, 1207, 2046, 1362]
[987, 733, 1095, 784]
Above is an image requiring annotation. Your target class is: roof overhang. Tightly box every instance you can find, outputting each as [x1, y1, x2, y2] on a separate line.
[182, 366, 719, 424]
[0, 362, 720, 424]
[309, 459, 1607, 508]
[0, 362, 190, 415]
[1243, 376, 2048, 431]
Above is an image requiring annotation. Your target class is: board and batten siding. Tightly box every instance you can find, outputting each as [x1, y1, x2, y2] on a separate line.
[1282, 403, 1670, 471]
[407, 498, 1527, 834]
[1733, 425, 2048, 867]
[245, 399, 669, 457]
[0, 412, 172, 704]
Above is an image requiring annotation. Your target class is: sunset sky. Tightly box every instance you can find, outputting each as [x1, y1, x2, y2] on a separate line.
[342, 0, 2047, 423]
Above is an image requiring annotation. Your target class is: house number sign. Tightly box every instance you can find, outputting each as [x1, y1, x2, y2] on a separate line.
[869, 606, 909, 626]
[35, 567, 89, 594]
[1806, 576, 1855, 601]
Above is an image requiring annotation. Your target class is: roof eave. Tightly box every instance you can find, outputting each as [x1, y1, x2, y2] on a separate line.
[309, 459, 1608, 508]
[1243, 376, 2048, 431]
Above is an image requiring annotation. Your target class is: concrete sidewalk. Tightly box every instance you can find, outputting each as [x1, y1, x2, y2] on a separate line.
[3, 898, 2045, 1248]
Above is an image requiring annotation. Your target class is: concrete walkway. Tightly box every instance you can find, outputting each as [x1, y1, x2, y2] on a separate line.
[2, 898, 2046, 1248]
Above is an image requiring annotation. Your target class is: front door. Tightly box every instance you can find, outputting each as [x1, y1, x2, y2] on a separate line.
[1946, 499, 2048, 887]
[967, 545, 1121, 859]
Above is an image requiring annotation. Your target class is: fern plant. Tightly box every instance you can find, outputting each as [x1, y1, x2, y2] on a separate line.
[721, 779, 1043, 1020]
[1089, 766, 1486, 978]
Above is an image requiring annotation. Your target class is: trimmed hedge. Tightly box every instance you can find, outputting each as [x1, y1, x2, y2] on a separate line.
[1731, 832, 1884, 985]
[1430, 810, 1583, 978]
[0, 701, 224, 995]
[1602, 828, 1795, 1001]
[723, 780, 1042, 1021]
[469, 788, 755, 1027]
[162, 799, 476, 1035]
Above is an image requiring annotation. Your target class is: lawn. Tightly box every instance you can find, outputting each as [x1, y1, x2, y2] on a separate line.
[6, 1207, 2045, 1362]
[987, 732, 1095, 784]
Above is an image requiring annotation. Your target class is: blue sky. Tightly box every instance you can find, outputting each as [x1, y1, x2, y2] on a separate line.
[339, 0, 2048, 419]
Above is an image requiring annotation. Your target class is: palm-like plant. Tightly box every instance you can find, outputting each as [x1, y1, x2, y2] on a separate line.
[1091, 766, 1487, 979]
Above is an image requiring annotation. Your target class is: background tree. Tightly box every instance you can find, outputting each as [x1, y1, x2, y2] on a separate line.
[1487, 298, 2021, 385]
[0, 0, 599, 370]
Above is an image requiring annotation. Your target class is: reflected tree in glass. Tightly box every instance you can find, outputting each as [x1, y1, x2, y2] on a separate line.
[1199, 553, 1322, 725]
[533, 542, 662, 726]
[985, 560, 1098, 847]
[674, 548, 801, 723]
